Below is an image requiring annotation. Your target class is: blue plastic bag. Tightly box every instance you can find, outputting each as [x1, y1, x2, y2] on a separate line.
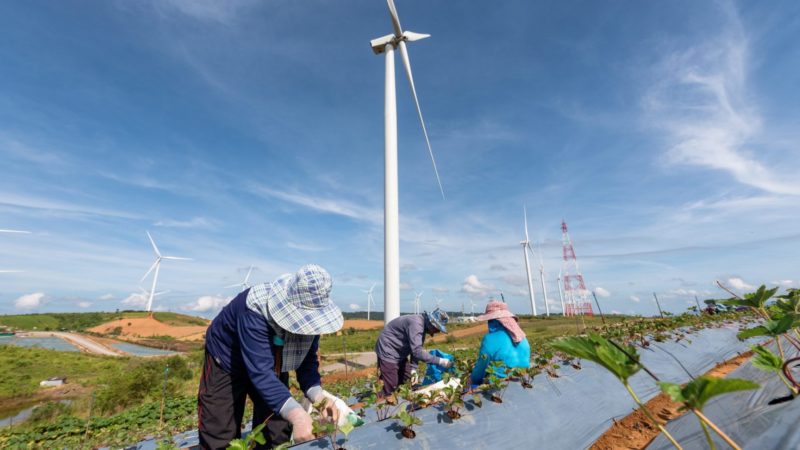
[422, 349, 454, 385]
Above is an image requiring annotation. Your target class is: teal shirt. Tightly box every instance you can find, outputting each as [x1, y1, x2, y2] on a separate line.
[471, 320, 531, 385]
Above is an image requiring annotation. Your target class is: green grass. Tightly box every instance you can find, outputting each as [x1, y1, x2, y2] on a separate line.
[0, 345, 129, 412]
[0, 311, 207, 331]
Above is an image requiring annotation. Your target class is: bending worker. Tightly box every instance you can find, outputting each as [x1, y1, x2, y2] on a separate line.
[470, 300, 531, 386]
[199, 264, 346, 449]
[375, 308, 453, 397]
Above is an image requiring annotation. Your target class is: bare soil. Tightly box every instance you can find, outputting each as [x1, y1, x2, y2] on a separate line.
[321, 367, 377, 384]
[430, 324, 487, 343]
[87, 316, 208, 341]
[590, 351, 753, 450]
[342, 320, 384, 330]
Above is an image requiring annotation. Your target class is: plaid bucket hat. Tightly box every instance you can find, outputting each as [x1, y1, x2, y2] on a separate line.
[266, 264, 343, 335]
[425, 308, 449, 334]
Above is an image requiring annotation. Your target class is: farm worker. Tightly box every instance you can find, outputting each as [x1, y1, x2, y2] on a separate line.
[198, 264, 346, 449]
[470, 300, 531, 387]
[374, 308, 453, 397]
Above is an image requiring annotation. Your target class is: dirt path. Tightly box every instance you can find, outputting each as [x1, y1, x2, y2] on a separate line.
[590, 351, 753, 450]
[430, 323, 486, 343]
[26, 331, 122, 356]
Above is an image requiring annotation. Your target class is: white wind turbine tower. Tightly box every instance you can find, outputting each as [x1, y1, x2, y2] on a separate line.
[520, 206, 538, 316]
[538, 244, 550, 316]
[140, 231, 191, 314]
[225, 266, 254, 291]
[0, 229, 30, 273]
[557, 269, 566, 314]
[362, 284, 377, 321]
[371, 0, 445, 325]
[413, 291, 423, 314]
[470, 299, 477, 317]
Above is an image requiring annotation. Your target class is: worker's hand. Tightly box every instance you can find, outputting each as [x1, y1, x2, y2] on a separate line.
[410, 369, 420, 385]
[310, 395, 341, 425]
[439, 357, 453, 369]
[285, 408, 314, 443]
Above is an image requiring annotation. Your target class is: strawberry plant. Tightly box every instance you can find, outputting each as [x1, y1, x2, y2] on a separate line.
[750, 344, 798, 396]
[659, 376, 758, 450]
[551, 333, 683, 449]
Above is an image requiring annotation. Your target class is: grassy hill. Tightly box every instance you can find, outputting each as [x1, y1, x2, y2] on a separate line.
[0, 311, 207, 331]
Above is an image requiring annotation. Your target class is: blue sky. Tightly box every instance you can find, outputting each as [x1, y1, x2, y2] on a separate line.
[1, 0, 799, 318]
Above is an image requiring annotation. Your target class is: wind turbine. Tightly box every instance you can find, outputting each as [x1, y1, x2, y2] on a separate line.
[225, 266, 254, 291]
[361, 284, 377, 321]
[413, 291, 423, 314]
[470, 299, 477, 317]
[140, 231, 191, 313]
[434, 297, 443, 309]
[520, 206, 538, 316]
[371, 0, 445, 325]
[557, 269, 566, 314]
[538, 244, 550, 316]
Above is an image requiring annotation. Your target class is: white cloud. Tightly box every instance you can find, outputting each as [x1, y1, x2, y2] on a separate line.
[15, 292, 45, 309]
[157, 0, 257, 24]
[78, 301, 92, 308]
[594, 287, 610, 298]
[630, 295, 641, 303]
[727, 277, 754, 291]
[99, 293, 114, 300]
[772, 280, 794, 288]
[501, 274, 529, 287]
[461, 275, 495, 297]
[250, 185, 382, 225]
[349, 303, 360, 311]
[399, 282, 413, 291]
[644, 5, 800, 196]
[154, 217, 216, 229]
[121, 292, 149, 308]
[432, 287, 450, 293]
[611, 310, 622, 315]
[183, 295, 230, 312]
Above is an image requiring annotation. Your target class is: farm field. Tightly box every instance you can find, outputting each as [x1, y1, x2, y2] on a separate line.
[1, 302, 774, 450]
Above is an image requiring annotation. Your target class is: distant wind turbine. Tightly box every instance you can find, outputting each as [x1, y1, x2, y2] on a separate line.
[520, 206, 538, 316]
[225, 266, 254, 291]
[413, 291, 423, 314]
[434, 297, 443, 309]
[470, 299, 477, 317]
[371, 0, 445, 325]
[140, 231, 191, 313]
[538, 244, 550, 316]
[557, 269, 566, 314]
[361, 283, 377, 321]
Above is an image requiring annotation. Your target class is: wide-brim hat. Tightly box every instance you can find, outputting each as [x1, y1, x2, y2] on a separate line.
[425, 308, 449, 334]
[266, 264, 343, 335]
[477, 301, 517, 322]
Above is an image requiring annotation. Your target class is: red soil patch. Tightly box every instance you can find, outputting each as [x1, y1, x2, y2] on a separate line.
[88, 317, 208, 341]
[430, 323, 486, 343]
[590, 351, 753, 450]
[342, 320, 384, 330]
[322, 367, 377, 384]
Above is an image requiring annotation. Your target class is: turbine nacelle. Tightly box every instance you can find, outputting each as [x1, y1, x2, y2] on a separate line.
[370, 31, 430, 55]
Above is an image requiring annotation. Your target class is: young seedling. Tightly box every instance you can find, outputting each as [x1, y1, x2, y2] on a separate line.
[226, 422, 266, 450]
[659, 376, 758, 450]
[392, 384, 425, 439]
[310, 399, 354, 450]
[738, 314, 796, 359]
[722, 285, 777, 320]
[393, 407, 422, 439]
[749, 344, 798, 396]
[551, 333, 683, 450]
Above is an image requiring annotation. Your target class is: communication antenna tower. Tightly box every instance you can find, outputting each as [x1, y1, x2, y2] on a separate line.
[561, 220, 593, 316]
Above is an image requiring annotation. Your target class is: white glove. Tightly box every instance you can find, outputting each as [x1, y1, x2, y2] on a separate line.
[439, 357, 453, 369]
[285, 408, 314, 443]
[309, 389, 355, 427]
[410, 369, 420, 385]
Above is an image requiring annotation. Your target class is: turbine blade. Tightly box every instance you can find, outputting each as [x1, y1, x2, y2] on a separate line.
[398, 41, 445, 199]
[162, 256, 192, 261]
[523, 206, 529, 240]
[140, 260, 159, 283]
[244, 266, 253, 284]
[403, 31, 430, 42]
[386, 0, 403, 37]
[224, 283, 241, 288]
[146, 231, 161, 257]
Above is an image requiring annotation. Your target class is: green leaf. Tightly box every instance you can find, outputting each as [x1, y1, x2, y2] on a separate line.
[551, 333, 641, 382]
[226, 439, 248, 450]
[738, 315, 795, 339]
[723, 285, 778, 310]
[660, 376, 759, 410]
[339, 420, 355, 437]
[750, 345, 784, 373]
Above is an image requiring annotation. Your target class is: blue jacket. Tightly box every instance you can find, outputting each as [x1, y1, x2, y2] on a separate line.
[205, 290, 321, 414]
[470, 320, 531, 385]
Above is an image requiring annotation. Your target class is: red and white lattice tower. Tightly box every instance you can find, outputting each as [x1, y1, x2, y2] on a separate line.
[561, 220, 593, 316]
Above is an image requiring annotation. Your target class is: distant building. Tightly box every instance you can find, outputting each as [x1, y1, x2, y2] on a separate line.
[40, 377, 66, 387]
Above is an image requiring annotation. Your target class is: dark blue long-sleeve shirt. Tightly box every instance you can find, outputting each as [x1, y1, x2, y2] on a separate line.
[205, 289, 321, 414]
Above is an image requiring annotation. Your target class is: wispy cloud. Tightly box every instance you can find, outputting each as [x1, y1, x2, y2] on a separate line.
[154, 217, 218, 229]
[644, 2, 800, 195]
[152, 0, 258, 25]
[594, 287, 610, 297]
[250, 185, 382, 225]
[183, 295, 230, 312]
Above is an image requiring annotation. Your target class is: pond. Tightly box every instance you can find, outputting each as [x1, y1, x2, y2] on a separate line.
[0, 400, 72, 428]
[111, 342, 176, 357]
[0, 336, 79, 352]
